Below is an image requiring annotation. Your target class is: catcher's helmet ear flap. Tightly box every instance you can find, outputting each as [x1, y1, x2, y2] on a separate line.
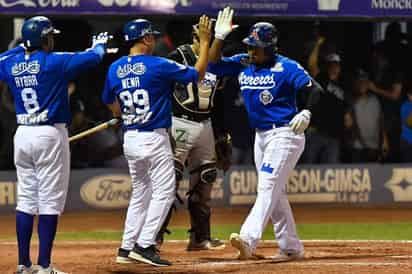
[123, 19, 161, 43]
[243, 22, 278, 55]
[22, 16, 60, 48]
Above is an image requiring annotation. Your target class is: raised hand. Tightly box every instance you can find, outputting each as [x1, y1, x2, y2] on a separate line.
[214, 6, 238, 40]
[197, 15, 212, 45]
[91, 32, 112, 49]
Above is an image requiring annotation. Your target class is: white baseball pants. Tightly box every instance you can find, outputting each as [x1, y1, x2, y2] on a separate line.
[239, 126, 304, 253]
[121, 128, 175, 250]
[14, 124, 70, 215]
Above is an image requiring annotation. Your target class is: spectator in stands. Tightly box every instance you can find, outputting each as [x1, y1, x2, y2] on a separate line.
[400, 79, 412, 162]
[368, 50, 403, 162]
[302, 53, 346, 163]
[373, 22, 408, 76]
[305, 21, 338, 78]
[370, 22, 406, 162]
[342, 69, 388, 163]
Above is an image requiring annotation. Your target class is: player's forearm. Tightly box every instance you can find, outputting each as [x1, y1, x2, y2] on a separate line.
[370, 83, 401, 101]
[301, 79, 323, 112]
[194, 41, 209, 81]
[209, 39, 224, 64]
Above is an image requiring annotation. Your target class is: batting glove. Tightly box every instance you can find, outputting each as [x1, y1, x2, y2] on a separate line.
[289, 109, 311, 135]
[91, 32, 111, 49]
[214, 7, 238, 40]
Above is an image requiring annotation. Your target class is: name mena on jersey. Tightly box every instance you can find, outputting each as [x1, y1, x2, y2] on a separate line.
[238, 72, 276, 90]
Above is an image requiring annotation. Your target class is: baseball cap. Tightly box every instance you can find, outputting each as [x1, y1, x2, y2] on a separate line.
[325, 53, 341, 63]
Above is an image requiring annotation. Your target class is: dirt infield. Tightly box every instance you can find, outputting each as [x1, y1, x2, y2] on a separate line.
[1, 240, 412, 273]
[1, 207, 412, 273]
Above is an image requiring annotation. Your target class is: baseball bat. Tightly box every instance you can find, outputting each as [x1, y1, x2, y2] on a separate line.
[69, 118, 120, 143]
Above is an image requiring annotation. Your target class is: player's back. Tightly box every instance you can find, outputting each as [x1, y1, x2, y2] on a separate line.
[103, 54, 198, 131]
[0, 49, 101, 126]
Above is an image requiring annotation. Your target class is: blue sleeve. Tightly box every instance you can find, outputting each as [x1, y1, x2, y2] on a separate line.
[0, 45, 25, 81]
[287, 61, 312, 91]
[207, 54, 246, 77]
[0, 45, 25, 59]
[61, 45, 104, 80]
[0, 62, 5, 82]
[401, 102, 411, 121]
[102, 70, 116, 104]
[162, 58, 199, 84]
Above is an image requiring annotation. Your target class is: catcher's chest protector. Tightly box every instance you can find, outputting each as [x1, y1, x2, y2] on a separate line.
[173, 45, 218, 115]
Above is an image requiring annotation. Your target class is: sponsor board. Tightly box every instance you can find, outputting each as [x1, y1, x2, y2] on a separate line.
[228, 167, 373, 205]
[384, 168, 412, 202]
[80, 174, 131, 209]
[1, 165, 412, 213]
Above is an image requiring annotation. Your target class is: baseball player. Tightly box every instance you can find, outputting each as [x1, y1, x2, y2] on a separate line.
[0, 16, 109, 274]
[208, 7, 322, 261]
[102, 16, 212, 266]
[155, 22, 231, 251]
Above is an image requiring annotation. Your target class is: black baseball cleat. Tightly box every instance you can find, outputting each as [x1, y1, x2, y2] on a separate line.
[128, 244, 171, 267]
[116, 248, 134, 264]
[187, 238, 226, 251]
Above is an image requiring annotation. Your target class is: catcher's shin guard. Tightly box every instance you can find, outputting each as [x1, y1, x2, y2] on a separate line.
[187, 165, 215, 242]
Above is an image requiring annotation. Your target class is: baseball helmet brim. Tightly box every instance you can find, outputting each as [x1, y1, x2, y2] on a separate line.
[42, 27, 61, 36]
[242, 36, 266, 48]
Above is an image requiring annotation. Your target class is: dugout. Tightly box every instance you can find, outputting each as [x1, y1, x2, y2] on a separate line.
[0, 1, 411, 168]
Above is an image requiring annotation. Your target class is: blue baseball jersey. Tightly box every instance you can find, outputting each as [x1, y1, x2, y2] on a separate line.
[0, 45, 25, 60]
[401, 101, 412, 144]
[0, 46, 104, 125]
[208, 54, 312, 130]
[102, 55, 198, 131]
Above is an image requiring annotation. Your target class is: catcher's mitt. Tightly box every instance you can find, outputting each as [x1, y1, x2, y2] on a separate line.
[215, 133, 232, 172]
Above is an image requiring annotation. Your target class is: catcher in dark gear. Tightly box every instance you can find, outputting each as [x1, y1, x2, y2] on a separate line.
[156, 23, 232, 251]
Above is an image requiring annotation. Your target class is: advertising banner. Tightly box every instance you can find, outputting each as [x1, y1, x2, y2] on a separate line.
[0, 0, 411, 17]
[1, 164, 412, 213]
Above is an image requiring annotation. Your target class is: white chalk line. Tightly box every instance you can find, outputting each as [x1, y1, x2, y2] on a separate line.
[204, 261, 410, 267]
[1, 239, 412, 245]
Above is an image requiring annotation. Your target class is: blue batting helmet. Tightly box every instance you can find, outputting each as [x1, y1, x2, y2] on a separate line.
[123, 19, 161, 42]
[22, 16, 60, 48]
[242, 22, 278, 48]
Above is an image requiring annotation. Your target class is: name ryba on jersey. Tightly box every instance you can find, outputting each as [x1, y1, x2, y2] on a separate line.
[0, 47, 104, 126]
[11, 60, 46, 124]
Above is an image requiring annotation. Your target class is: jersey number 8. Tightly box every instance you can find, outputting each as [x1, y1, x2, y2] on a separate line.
[21, 88, 40, 114]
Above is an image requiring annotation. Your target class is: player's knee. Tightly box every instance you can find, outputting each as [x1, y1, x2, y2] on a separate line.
[16, 205, 38, 216]
[197, 163, 217, 184]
